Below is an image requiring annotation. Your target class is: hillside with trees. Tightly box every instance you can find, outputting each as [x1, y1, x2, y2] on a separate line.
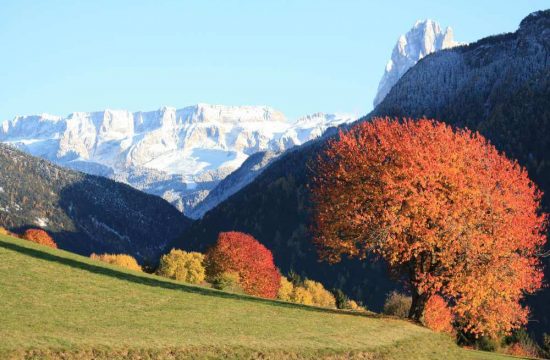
[176, 10, 550, 338]
[0, 144, 191, 262]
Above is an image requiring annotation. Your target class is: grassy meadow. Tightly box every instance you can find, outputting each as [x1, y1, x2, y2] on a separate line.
[0, 234, 526, 359]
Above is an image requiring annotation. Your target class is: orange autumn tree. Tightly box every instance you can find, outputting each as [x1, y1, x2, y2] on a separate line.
[205, 231, 281, 299]
[423, 295, 454, 335]
[22, 229, 58, 249]
[311, 117, 547, 338]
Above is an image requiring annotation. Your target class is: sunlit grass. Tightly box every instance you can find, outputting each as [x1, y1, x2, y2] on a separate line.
[0, 234, 523, 359]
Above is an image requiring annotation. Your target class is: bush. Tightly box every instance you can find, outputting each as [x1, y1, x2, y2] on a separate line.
[333, 289, 350, 309]
[90, 253, 142, 272]
[475, 336, 500, 352]
[332, 289, 366, 311]
[278, 276, 336, 308]
[205, 232, 281, 298]
[302, 280, 336, 308]
[423, 295, 454, 334]
[210, 271, 243, 293]
[347, 299, 366, 312]
[277, 276, 294, 301]
[383, 291, 411, 318]
[292, 286, 314, 306]
[542, 333, 550, 358]
[0, 226, 16, 237]
[504, 329, 540, 358]
[157, 249, 205, 284]
[22, 229, 57, 249]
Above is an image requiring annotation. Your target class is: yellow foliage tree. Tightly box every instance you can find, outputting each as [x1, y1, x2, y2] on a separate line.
[347, 300, 365, 312]
[0, 226, 14, 237]
[303, 280, 336, 308]
[156, 249, 205, 284]
[90, 253, 142, 272]
[292, 286, 314, 306]
[277, 276, 294, 301]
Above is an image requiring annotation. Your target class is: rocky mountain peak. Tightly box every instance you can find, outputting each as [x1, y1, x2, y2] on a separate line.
[373, 19, 462, 107]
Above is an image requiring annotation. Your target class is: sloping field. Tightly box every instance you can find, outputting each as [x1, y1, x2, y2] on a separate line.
[0, 235, 521, 359]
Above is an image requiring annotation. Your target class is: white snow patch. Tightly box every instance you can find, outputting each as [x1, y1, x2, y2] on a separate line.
[35, 217, 49, 227]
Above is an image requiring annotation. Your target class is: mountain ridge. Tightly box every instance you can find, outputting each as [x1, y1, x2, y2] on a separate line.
[0, 143, 191, 262]
[0, 104, 355, 217]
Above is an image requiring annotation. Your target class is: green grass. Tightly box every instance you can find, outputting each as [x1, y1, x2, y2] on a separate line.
[0, 234, 525, 359]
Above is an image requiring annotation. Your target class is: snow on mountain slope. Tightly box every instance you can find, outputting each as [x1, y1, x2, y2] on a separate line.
[373, 19, 462, 107]
[0, 104, 355, 217]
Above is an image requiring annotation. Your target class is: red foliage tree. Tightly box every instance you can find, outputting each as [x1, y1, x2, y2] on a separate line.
[22, 229, 58, 249]
[205, 231, 281, 298]
[311, 117, 546, 337]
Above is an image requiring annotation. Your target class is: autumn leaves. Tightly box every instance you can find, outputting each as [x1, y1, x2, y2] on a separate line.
[311, 117, 547, 338]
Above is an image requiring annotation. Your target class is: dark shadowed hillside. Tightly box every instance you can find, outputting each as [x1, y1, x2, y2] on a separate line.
[372, 9, 550, 339]
[176, 10, 550, 337]
[0, 144, 191, 262]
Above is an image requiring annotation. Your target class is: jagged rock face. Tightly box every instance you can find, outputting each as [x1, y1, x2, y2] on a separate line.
[0, 104, 354, 217]
[373, 19, 462, 107]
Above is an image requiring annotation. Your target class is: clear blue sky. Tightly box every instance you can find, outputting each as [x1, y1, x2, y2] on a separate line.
[0, 0, 546, 121]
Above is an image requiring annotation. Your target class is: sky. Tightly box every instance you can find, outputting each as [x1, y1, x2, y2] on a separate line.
[0, 0, 546, 122]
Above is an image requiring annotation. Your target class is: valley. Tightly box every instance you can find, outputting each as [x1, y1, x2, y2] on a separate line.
[0, 5, 548, 360]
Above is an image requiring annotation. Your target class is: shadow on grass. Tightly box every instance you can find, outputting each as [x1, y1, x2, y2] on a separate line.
[0, 238, 380, 319]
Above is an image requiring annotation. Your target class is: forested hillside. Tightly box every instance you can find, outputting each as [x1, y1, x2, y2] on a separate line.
[176, 10, 550, 337]
[0, 144, 190, 262]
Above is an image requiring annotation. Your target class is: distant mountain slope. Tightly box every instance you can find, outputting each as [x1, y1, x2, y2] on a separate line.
[0, 105, 355, 217]
[373, 19, 462, 107]
[176, 10, 550, 337]
[0, 144, 190, 261]
[188, 150, 281, 219]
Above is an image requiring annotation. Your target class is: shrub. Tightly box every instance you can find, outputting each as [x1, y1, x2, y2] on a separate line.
[302, 280, 336, 308]
[506, 343, 538, 358]
[210, 271, 243, 293]
[333, 289, 350, 309]
[90, 253, 142, 272]
[423, 295, 454, 334]
[280, 277, 336, 308]
[22, 229, 57, 249]
[277, 276, 294, 301]
[0, 226, 16, 237]
[543, 333, 550, 358]
[383, 291, 412, 318]
[332, 289, 366, 311]
[347, 299, 366, 312]
[157, 249, 205, 284]
[475, 336, 500, 352]
[205, 232, 281, 298]
[504, 329, 540, 358]
[292, 286, 314, 306]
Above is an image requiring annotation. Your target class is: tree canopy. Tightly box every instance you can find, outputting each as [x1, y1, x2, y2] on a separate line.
[311, 117, 547, 337]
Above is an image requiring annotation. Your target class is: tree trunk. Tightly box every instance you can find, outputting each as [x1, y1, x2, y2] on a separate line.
[408, 288, 429, 322]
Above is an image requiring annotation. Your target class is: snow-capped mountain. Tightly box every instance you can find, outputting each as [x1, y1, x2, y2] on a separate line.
[373, 19, 462, 107]
[0, 104, 355, 217]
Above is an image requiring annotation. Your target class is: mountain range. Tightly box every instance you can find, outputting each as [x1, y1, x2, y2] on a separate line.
[0, 105, 354, 218]
[1, 10, 548, 338]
